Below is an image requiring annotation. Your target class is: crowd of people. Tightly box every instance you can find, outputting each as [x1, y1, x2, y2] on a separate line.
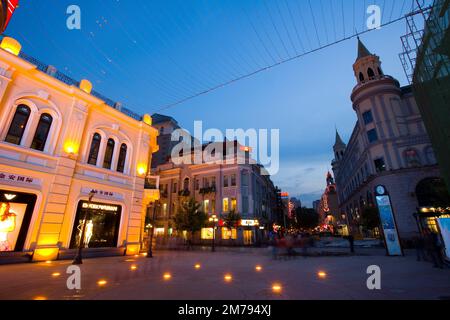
[268, 231, 316, 259]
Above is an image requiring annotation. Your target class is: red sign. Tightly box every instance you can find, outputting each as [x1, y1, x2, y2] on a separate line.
[2, 0, 19, 33]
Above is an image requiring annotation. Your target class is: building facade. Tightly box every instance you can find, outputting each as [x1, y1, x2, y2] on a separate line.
[318, 172, 345, 234]
[151, 140, 277, 246]
[0, 38, 159, 262]
[331, 39, 442, 240]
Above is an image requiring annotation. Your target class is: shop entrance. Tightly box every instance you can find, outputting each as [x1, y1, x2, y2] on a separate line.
[0, 189, 37, 252]
[243, 230, 253, 245]
[69, 201, 122, 249]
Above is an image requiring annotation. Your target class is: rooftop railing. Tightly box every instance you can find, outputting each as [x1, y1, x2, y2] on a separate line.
[17, 52, 143, 121]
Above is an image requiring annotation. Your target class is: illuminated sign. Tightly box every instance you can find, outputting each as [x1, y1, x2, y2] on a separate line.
[82, 203, 119, 212]
[240, 219, 259, 227]
[0, 173, 41, 186]
[4, 194, 17, 201]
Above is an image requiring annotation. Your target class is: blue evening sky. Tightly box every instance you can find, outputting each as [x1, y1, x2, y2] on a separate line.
[6, 0, 429, 206]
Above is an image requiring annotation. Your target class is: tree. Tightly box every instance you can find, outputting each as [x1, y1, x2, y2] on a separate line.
[223, 210, 242, 229]
[360, 206, 380, 230]
[173, 198, 208, 248]
[295, 207, 320, 230]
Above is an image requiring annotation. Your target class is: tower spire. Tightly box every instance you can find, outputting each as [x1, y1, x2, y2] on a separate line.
[356, 37, 372, 61]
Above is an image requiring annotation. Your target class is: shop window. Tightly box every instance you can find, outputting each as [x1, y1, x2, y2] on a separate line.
[362, 110, 374, 125]
[5, 105, 31, 145]
[223, 198, 229, 213]
[243, 230, 253, 245]
[116, 143, 127, 173]
[222, 227, 237, 240]
[88, 133, 102, 165]
[69, 201, 122, 249]
[103, 138, 115, 169]
[0, 191, 37, 252]
[374, 158, 386, 173]
[30, 113, 53, 151]
[201, 228, 214, 240]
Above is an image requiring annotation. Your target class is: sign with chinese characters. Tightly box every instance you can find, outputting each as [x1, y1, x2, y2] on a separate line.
[81, 188, 124, 200]
[375, 185, 403, 256]
[0, 173, 41, 186]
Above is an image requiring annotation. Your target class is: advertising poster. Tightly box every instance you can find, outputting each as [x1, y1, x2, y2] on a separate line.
[375, 195, 402, 256]
[437, 218, 450, 261]
[0, 202, 27, 252]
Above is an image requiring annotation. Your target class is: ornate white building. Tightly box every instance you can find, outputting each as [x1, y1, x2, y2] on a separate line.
[332, 39, 442, 240]
[0, 38, 159, 262]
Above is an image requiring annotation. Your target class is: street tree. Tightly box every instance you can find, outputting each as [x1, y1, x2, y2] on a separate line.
[173, 197, 208, 249]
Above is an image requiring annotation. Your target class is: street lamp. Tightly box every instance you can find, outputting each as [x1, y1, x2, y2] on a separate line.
[72, 190, 96, 265]
[209, 214, 219, 252]
[147, 201, 159, 258]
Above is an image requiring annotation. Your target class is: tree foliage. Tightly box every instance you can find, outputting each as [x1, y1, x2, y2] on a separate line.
[173, 198, 208, 236]
[295, 207, 320, 230]
[223, 210, 242, 229]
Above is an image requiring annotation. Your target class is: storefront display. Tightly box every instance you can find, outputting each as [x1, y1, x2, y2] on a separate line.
[0, 190, 37, 252]
[70, 200, 122, 249]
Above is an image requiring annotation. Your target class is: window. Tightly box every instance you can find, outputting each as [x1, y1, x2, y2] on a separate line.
[359, 72, 365, 82]
[162, 203, 167, 216]
[223, 175, 229, 188]
[368, 68, 375, 79]
[231, 198, 237, 212]
[223, 198, 229, 213]
[88, 133, 102, 165]
[203, 177, 209, 188]
[211, 177, 216, 188]
[194, 179, 200, 191]
[241, 171, 249, 186]
[5, 105, 31, 145]
[404, 149, 421, 167]
[203, 200, 210, 213]
[367, 129, 378, 143]
[362, 110, 374, 125]
[173, 182, 178, 193]
[183, 178, 190, 191]
[231, 174, 237, 186]
[211, 199, 216, 214]
[116, 144, 127, 173]
[374, 158, 386, 173]
[103, 138, 115, 169]
[30, 113, 53, 151]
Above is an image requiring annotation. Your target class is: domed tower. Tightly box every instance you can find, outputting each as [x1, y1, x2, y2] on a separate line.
[351, 38, 403, 172]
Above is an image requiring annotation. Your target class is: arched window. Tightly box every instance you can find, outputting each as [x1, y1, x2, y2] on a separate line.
[31, 113, 53, 151]
[103, 138, 115, 169]
[368, 68, 375, 79]
[5, 105, 31, 145]
[88, 133, 102, 165]
[359, 72, 365, 82]
[116, 143, 128, 173]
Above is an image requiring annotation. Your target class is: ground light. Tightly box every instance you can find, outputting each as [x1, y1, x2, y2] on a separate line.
[194, 264, 201, 269]
[317, 271, 327, 279]
[163, 273, 172, 280]
[33, 296, 47, 301]
[224, 274, 233, 282]
[255, 265, 263, 272]
[272, 283, 283, 294]
[51, 272, 61, 277]
[130, 265, 138, 271]
[97, 280, 108, 286]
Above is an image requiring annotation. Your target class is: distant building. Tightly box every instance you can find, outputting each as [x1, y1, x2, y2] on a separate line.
[152, 139, 278, 246]
[312, 200, 321, 214]
[150, 114, 180, 169]
[331, 39, 445, 240]
[318, 172, 344, 234]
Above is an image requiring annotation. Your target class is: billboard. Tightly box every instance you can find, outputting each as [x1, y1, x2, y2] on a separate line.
[437, 218, 450, 261]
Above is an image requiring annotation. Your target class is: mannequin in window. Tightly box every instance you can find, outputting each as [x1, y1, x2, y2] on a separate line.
[0, 203, 17, 252]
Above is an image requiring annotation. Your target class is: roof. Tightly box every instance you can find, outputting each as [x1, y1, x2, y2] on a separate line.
[334, 130, 347, 148]
[356, 37, 373, 61]
[151, 113, 179, 125]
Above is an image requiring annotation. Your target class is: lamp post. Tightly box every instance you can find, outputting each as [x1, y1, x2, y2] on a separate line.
[72, 190, 96, 265]
[209, 214, 219, 252]
[147, 201, 159, 258]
